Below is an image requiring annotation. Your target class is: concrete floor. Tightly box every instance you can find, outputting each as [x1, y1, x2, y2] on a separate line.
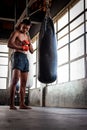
[0, 106, 87, 130]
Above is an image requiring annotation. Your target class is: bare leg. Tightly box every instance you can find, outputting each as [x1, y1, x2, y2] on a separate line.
[10, 69, 20, 110]
[19, 72, 31, 109]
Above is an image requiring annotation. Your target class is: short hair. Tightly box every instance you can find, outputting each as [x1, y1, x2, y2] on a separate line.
[21, 18, 31, 26]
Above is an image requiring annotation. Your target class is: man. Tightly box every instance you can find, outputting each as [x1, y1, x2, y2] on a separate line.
[8, 18, 34, 110]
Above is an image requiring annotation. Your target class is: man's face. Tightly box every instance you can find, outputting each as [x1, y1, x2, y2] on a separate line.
[21, 24, 30, 33]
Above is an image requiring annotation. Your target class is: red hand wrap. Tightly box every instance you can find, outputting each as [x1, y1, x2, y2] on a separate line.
[23, 40, 30, 45]
[22, 45, 29, 51]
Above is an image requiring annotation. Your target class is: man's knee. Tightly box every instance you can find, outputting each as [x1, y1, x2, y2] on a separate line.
[12, 78, 19, 86]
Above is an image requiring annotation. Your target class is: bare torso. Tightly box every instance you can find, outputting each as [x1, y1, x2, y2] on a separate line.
[14, 30, 29, 54]
[8, 23, 34, 54]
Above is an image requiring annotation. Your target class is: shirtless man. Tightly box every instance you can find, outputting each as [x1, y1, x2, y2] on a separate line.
[8, 18, 34, 110]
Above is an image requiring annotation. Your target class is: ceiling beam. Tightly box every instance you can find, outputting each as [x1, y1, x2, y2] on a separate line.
[0, 17, 15, 22]
[15, 0, 37, 27]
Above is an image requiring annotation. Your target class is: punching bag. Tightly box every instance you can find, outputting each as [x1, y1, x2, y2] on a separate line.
[38, 16, 57, 83]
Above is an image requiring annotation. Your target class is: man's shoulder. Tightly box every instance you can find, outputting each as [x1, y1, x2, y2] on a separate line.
[12, 29, 20, 36]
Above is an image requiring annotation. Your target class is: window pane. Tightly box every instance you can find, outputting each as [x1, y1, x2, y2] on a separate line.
[85, 0, 87, 9]
[86, 12, 87, 32]
[30, 77, 36, 89]
[0, 78, 6, 89]
[32, 41, 37, 50]
[70, 36, 84, 60]
[33, 51, 36, 63]
[86, 21, 87, 32]
[70, 0, 84, 21]
[0, 66, 8, 77]
[70, 24, 84, 41]
[33, 63, 36, 76]
[70, 14, 84, 31]
[0, 57, 8, 65]
[0, 45, 8, 52]
[0, 43, 8, 90]
[54, 22, 57, 33]
[58, 64, 69, 83]
[58, 45, 68, 65]
[86, 12, 87, 20]
[58, 34, 69, 49]
[86, 34, 87, 54]
[0, 53, 8, 57]
[70, 58, 85, 80]
[58, 11, 68, 30]
[37, 79, 41, 88]
[58, 26, 68, 39]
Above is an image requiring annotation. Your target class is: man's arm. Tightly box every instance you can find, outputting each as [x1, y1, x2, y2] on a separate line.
[8, 31, 22, 50]
[27, 34, 34, 54]
[29, 41, 34, 54]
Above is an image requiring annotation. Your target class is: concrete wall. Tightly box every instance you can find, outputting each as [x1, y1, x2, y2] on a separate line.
[0, 88, 10, 105]
[29, 78, 87, 108]
[29, 88, 41, 106]
[1, 78, 87, 108]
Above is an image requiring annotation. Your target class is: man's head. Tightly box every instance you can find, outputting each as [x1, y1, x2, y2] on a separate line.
[21, 18, 31, 26]
[19, 18, 31, 33]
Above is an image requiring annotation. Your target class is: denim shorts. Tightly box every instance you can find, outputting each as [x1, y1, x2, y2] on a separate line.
[11, 52, 29, 72]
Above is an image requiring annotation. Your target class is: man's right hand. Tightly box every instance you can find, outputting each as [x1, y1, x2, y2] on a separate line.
[22, 40, 30, 45]
[22, 45, 29, 51]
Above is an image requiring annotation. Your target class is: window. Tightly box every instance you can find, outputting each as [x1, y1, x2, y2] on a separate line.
[86, 34, 87, 54]
[33, 63, 36, 76]
[58, 64, 69, 83]
[54, 22, 57, 33]
[86, 12, 87, 32]
[70, 24, 84, 41]
[58, 34, 69, 49]
[0, 66, 8, 77]
[56, 0, 86, 83]
[58, 11, 68, 30]
[70, 0, 84, 21]
[70, 36, 84, 60]
[70, 58, 85, 80]
[0, 78, 7, 89]
[85, 0, 87, 9]
[0, 43, 8, 89]
[70, 14, 84, 31]
[58, 26, 68, 39]
[31, 77, 36, 89]
[30, 36, 41, 89]
[58, 45, 68, 66]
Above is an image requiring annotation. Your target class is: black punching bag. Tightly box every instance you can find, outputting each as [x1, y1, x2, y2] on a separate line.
[38, 16, 57, 83]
